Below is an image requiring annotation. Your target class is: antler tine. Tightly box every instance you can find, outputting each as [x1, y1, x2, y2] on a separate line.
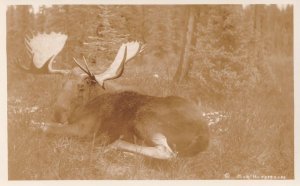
[137, 42, 142, 54]
[24, 38, 33, 54]
[140, 44, 146, 53]
[24, 36, 33, 56]
[29, 30, 35, 37]
[82, 56, 93, 76]
[15, 57, 30, 71]
[25, 49, 32, 59]
[25, 35, 31, 42]
[73, 57, 91, 75]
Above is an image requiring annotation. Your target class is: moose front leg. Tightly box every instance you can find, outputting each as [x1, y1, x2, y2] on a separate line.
[107, 133, 177, 160]
[32, 121, 91, 137]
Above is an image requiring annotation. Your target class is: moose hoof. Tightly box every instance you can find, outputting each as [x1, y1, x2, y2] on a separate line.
[156, 145, 178, 159]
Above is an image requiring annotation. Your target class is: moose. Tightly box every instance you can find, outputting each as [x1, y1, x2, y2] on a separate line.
[17, 32, 209, 160]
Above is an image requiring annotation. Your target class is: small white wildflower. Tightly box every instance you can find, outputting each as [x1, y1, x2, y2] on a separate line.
[30, 106, 39, 113]
[208, 122, 214, 126]
[153, 74, 159, 78]
[224, 173, 230, 179]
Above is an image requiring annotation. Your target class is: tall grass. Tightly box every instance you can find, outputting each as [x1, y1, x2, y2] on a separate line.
[7, 56, 293, 179]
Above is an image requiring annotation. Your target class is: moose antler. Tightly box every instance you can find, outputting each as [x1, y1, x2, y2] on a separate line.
[93, 44, 128, 87]
[17, 32, 70, 75]
[73, 41, 144, 88]
[73, 56, 94, 78]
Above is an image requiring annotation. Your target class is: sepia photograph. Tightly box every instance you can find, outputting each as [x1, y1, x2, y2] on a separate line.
[3, 1, 295, 181]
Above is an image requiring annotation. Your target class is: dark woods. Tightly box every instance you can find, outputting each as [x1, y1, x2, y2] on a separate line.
[7, 5, 293, 100]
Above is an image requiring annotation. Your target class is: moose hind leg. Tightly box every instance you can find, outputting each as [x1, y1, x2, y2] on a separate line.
[108, 133, 177, 160]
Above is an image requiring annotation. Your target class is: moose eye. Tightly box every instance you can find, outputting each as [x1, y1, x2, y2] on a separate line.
[85, 78, 96, 86]
[77, 83, 85, 91]
[84, 78, 91, 85]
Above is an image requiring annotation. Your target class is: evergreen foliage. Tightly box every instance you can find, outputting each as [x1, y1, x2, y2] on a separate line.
[7, 5, 293, 98]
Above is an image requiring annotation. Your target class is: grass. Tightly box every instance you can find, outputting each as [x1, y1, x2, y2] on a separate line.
[7, 56, 293, 180]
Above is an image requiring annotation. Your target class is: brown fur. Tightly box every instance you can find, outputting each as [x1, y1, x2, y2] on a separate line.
[60, 91, 210, 157]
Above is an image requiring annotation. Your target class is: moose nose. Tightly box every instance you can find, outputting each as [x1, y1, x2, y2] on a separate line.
[53, 105, 69, 123]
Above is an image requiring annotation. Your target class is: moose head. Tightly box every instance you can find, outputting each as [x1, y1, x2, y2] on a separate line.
[17, 32, 144, 124]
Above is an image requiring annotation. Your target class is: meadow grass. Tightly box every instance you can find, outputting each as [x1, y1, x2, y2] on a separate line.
[7, 57, 293, 180]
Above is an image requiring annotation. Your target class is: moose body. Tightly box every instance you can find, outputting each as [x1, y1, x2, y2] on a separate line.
[47, 91, 209, 158]
[18, 32, 209, 159]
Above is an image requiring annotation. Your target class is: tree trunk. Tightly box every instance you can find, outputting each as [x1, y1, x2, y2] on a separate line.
[173, 6, 196, 83]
